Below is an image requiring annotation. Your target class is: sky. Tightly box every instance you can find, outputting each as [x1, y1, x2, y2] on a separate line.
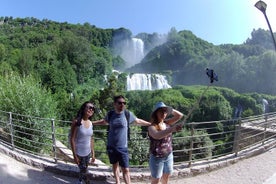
[1, 0, 276, 45]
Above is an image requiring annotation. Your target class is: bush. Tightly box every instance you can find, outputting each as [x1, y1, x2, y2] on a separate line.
[0, 72, 58, 152]
[173, 128, 214, 162]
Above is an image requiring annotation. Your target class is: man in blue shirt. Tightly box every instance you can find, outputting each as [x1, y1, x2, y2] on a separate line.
[93, 95, 151, 184]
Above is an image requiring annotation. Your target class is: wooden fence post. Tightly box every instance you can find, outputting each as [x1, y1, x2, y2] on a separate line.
[188, 123, 194, 167]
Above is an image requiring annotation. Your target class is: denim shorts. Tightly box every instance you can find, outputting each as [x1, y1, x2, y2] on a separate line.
[149, 152, 173, 179]
[107, 146, 129, 168]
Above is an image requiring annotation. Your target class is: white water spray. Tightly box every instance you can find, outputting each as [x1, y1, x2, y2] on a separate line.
[126, 73, 171, 91]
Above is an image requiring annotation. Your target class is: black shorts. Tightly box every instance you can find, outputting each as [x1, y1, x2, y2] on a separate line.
[77, 153, 91, 172]
[107, 146, 129, 168]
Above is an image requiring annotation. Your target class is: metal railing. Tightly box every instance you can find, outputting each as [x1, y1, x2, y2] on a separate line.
[0, 110, 276, 167]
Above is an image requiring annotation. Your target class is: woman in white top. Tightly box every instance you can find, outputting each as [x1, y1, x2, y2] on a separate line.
[70, 101, 95, 184]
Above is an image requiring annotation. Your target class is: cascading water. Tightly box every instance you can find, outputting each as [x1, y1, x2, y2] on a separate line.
[112, 37, 171, 91]
[132, 38, 144, 64]
[120, 38, 144, 68]
[127, 73, 171, 91]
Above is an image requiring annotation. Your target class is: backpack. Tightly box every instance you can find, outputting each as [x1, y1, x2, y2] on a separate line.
[107, 110, 131, 140]
[68, 119, 81, 149]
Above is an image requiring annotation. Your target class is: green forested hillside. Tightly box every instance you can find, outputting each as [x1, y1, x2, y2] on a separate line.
[2, 17, 276, 165]
[1, 16, 276, 121]
[129, 28, 276, 95]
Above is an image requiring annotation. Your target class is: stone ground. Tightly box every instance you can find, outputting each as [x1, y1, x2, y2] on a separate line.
[0, 147, 276, 184]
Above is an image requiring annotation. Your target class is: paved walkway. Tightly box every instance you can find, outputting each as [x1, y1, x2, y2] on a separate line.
[0, 147, 276, 184]
[168, 147, 276, 184]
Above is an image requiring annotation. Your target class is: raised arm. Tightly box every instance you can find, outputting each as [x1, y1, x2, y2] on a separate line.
[165, 109, 183, 125]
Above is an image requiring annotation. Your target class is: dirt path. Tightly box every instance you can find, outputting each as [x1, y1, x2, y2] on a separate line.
[0, 147, 275, 184]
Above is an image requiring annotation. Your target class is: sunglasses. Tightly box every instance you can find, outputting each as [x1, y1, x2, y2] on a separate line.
[158, 108, 167, 113]
[117, 101, 126, 105]
[87, 106, 95, 111]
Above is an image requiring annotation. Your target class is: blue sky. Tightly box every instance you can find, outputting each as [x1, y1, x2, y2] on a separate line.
[1, 0, 276, 45]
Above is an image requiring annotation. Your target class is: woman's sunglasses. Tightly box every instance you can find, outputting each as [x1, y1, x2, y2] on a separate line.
[158, 108, 167, 113]
[87, 106, 95, 111]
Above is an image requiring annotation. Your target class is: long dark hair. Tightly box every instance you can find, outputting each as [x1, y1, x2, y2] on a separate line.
[151, 108, 163, 128]
[75, 101, 94, 125]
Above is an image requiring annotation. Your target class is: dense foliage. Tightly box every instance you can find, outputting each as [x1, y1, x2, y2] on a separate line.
[0, 72, 57, 152]
[1, 17, 276, 164]
[128, 28, 276, 95]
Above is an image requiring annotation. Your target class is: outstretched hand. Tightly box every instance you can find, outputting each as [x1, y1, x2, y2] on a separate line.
[177, 120, 186, 127]
[172, 124, 182, 133]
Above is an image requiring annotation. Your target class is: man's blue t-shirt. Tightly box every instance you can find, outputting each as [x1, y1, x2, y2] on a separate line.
[105, 110, 136, 148]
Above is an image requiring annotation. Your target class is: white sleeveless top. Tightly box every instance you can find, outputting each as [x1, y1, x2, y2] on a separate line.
[75, 122, 93, 157]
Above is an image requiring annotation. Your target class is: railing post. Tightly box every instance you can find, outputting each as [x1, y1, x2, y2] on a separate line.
[51, 119, 57, 163]
[188, 123, 194, 167]
[262, 116, 267, 145]
[233, 119, 241, 156]
[8, 112, 15, 150]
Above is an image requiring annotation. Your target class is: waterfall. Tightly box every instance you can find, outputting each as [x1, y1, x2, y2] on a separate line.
[127, 73, 171, 91]
[132, 38, 144, 59]
[120, 38, 144, 68]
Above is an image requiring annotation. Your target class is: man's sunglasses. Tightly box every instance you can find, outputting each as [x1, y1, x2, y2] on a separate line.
[117, 101, 126, 105]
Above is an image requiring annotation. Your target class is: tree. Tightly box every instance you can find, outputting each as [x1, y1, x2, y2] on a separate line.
[0, 44, 6, 60]
[246, 28, 276, 50]
[112, 55, 126, 70]
[173, 128, 213, 162]
[0, 72, 58, 152]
